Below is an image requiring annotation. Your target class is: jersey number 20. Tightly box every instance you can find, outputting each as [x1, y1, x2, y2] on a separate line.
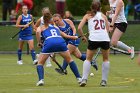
[94, 19, 105, 30]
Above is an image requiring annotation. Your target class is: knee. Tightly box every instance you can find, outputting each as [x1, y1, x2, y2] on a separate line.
[111, 40, 117, 47]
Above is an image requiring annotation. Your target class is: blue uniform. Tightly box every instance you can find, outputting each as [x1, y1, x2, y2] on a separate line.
[41, 25, 68, 54]
[58, 20, 80, 47]
[19, 14, 33, 41]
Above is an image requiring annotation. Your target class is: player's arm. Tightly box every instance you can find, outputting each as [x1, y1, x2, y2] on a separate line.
[110, 0, 123, 26]
[16, 15, 28, 28]
[36, 27, 42, 47]
[34, 18, 41, 31]
[30, 14, 35, 30]
[78, 14, 88, 42]
[65, 19, 76, 35]
[101, 13, 109, 32]
[60, 31, 78, 40]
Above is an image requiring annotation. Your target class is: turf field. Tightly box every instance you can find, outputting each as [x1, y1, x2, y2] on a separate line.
[0, 54, 140, 93]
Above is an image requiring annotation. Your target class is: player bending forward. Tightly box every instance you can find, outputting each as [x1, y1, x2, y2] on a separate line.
[36, 12, 82, 86]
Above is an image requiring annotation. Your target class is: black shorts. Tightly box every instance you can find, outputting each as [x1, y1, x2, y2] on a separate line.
[88, 40, 110, 50]
[114, 22, 127, 33]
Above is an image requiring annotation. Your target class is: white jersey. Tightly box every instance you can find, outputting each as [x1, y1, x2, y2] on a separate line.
[40, 16, 44, 26]
[88, 12, 110, 41]
[109, 0, 127, 23]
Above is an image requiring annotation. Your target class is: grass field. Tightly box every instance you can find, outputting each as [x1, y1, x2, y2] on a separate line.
[0, 54, 140, 93]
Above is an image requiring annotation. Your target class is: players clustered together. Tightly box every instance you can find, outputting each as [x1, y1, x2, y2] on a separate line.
[15, 0, 135, 87]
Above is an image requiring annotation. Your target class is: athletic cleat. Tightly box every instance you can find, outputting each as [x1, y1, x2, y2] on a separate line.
[130, 46, 135, 60]
[46, 63, 52, 67]
[100, 80, 107, 86]
[17, 60, 23, 65]
[79, 79, 87, 87]
[77, 78, 82, 84]
[33, 59, 38, 65]
[91, 60, 98, 71]
[36, 79, 44, 86]
[55, 68, 67, 75]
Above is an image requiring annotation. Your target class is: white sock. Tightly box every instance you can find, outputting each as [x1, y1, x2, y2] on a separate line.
[82, 60, 91, 80]
[46, 57, 51, 64]
[102, 61, 110, 81]
[117, 41, 131, 51]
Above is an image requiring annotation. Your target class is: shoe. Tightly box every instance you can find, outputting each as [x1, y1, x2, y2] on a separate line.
[79, 79, 87, 87]
[36, 79, 44, 86]
[91, 60, 98, 71]
[100, 80, 107, 86]
[17, 60, 23, 65]
[77, 78, 82, 84]
[55, 68, 67, 75]
[46, 63, 52, 67]
[130, 47, 135, 60]
[33, 59, 38, 65]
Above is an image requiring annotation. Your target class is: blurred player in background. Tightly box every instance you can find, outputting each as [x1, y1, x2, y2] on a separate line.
[63, 10, 74, 21]
[52, 14, 98, 74]
[35, 7, 53, 67]
[106, 0, 135, 59]
[36, 13, 81, 86]
[78, 1, 110, 87]
[16, 5, 37, 65]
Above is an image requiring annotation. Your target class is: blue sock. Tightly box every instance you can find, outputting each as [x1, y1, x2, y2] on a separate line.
[37, 65, 44, 81]
[79, 53, 86, 61]
[69, 61, 81, 78]
[31, 50, 36, 61]
[62, 60, 68, 70]
[17, 49, 22, 61]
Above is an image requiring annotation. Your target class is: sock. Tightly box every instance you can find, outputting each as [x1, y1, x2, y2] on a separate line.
[79, 53, 86, 61]
[82, 60, 91, 80]
[17, 49, 22, 61]
[37, 65, 44, 81]
[62, 60, 68, 70]
[117, 41, 131, 52]
[69, 61, 81, 78]
[31, 50, 36, 61]
[102, 61, 110, 81]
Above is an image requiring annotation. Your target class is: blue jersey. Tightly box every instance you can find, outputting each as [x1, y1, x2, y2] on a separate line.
[41, 26, 68, 53]
[58, 20, 80, 47]
[58, 20, 73, 36]
[18, 14, 33, 41]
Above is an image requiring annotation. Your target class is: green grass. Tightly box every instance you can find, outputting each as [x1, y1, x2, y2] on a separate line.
[0, 54, 140, 93]
[0, 24, 140, 51]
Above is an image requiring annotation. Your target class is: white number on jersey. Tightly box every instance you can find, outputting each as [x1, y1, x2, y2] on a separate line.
[50, 29, 58, 36]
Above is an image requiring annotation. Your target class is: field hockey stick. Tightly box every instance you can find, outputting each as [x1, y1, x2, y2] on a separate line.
[93, 48, 101, 61]
[110, 46, 130, 55]
[78, 32, 88, 38]
[50, 55, 67, 75]
[91, 48, 100, 71]
[10, 18, 35, 39]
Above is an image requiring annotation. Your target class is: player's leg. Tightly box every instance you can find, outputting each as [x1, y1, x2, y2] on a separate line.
[61, 44, 75, 70]
[100, 49, 110, 86]
[111, 27, 134, 59]
[80, 49, 96, 87]
[36, 54, 49, 86]
[73, 47, 98, 71]
[60, 50, 81, 83]
[28, 39, 37, 64]
[17, 40, 24, 65]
